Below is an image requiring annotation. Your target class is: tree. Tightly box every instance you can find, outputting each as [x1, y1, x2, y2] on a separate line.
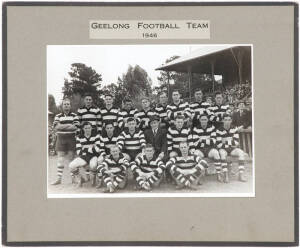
[48, 94, 59, 114]
[103, 65, 153, 108]
[121, 65, 152, 97]
[156, 55, 189, 98]
[62, 63, 103, 110]
[101, 78, 127, 108]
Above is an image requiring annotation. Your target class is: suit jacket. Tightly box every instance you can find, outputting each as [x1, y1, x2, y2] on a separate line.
[232, 110, 252, 128]
[144, 127, 167, 156]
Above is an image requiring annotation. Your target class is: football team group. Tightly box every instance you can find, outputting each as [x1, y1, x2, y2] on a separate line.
[50, 88, 252, 193]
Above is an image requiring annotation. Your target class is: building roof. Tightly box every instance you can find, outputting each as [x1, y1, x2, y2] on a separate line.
[155, 45, 242, 74]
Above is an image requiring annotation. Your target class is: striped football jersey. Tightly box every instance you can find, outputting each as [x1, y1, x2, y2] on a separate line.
[98, 153, 129, 188]
[215, 126, 240, 149]
[118, 108, 139, 129]
[166, 100, 192, 121]
[192, 124, 216, 148]
[209, 104, 230, 122]
[75, 134, 101, 157]
[135, 108, 157, 131]
[99, 132, 119, 156]
[99, 106, 123, 128]
[77, 106, 101, 131]
[167, 126, 194, 152]
[53, 112, 80, 134]
[117, 129, 146, 153]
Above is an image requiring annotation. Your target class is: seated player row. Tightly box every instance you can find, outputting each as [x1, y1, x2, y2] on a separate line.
[52, 111, 248, 192]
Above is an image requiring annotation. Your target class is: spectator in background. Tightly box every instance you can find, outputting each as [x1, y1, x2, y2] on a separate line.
[227, 103, 236, 115]
[232, 101, 252, 131]
[246, 97, 252, 111]
[205, 96, 213, 106]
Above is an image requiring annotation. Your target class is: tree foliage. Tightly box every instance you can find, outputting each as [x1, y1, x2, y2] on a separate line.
[48, 94, 59, 114]
[103, 65, 153, 108]
[62, 63, 103, 108]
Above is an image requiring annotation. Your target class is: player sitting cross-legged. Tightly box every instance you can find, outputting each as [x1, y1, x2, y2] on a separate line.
[69, 122, 101, 187]
[130, 144, 166, 191]
[166, 141, 208, 190]
[216, 114, 248, 183]
[98, 145, 129, 193]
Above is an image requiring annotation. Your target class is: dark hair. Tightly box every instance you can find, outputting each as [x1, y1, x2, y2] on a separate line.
[179, 141, 189, 147]
[141, 97, 150, 102]
[105, 121, 115, 127]
[223, 113, 232, 120]
[123, 98, 132, 103]
[82, 122, 92, 128]
[194, 88, 203, 94]
[215, 91, 223, 97]
[127, 117, 136, 123]
[84, 93, 93, 98]
[145, 144, 154, 150]
[237, 101, 245, 106]
[199, 114, 209, 119]
[172, 89, 181, 95]
[175, 114, 185, 120]
[104, 93, 114, 98]
[62, 98, 71, 103]
[159, 91, 168, 97]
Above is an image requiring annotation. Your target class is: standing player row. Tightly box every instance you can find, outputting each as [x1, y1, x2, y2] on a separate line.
[56, 88, 240, 136]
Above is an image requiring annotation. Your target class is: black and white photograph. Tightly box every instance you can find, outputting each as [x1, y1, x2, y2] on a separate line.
[47, 44, 254, 197]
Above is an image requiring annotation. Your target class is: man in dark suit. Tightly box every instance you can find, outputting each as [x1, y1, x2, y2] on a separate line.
[144, 115, 167, 161]
[232, 101, 252, 130]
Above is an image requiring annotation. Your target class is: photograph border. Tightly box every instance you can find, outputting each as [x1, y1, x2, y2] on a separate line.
[2, 1, 299, 246]
[46, 43, 255, 199]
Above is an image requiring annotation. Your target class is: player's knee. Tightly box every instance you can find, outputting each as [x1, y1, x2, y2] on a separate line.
[194, 150, 204, 158]
[69, 160, 77, 170]
[89, 161, 97, 171]
[97, 156, 104, 165]
[212, 149, 220, 160]
[57, 154, 65, 163]
[169, 151, 178, 158]
[118, 178, 127, 189]
[136, 153, 143, 159]
[238, 151, 245, 160]
[123, 153, 130, 161]
[219, 150, 227, 159]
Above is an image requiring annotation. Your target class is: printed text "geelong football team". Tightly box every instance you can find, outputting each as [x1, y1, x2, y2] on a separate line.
[91, 22, 209, 30]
